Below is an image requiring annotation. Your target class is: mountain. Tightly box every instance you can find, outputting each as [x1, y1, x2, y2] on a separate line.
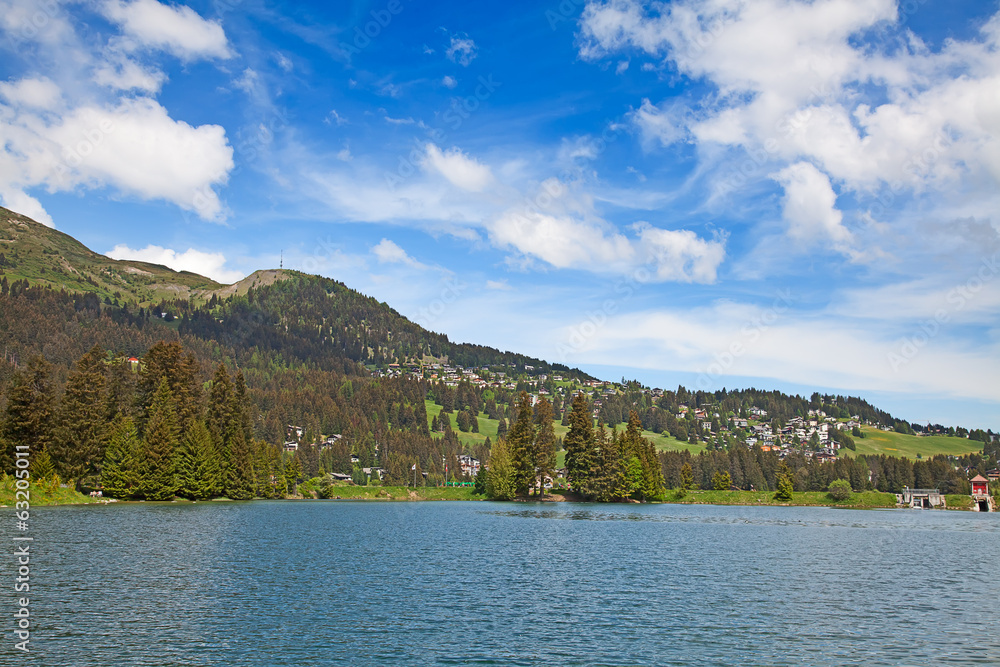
[0, 206, 589, 379]
[0, 207, 221, 304]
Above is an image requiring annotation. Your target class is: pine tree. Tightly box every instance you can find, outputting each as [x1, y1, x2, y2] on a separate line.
[485, 437, 517, 500]
[564, 392, 595, 497]
[137, 378, 179, 500]
[284, 452, 302, 496]
[1, 355, 55, 473]
[174, 420, 221, 500]
[531, 396, 556, 497]
[30, 449, 56, 482]
[774, 461, 794, 501]
[139, 342, 202, 429]
[102, 415, 140, 499]
[712, 470, 733, 490]
[226, 429, 256, 500]
[52, 345, 108, 490]
[507, 392, 536, 496]
[680, 462, 695, 490]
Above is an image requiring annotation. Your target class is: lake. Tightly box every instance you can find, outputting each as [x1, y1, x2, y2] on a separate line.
[6, 501, 1000, 666]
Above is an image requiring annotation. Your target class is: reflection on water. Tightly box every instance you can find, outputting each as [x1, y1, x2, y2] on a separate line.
[8, 501, 1000, 666]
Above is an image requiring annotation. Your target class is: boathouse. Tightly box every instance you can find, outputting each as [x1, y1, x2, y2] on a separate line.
[971, 475, 992, 512]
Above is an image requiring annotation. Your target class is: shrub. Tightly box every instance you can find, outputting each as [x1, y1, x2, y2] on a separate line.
[828, 478, 852, 501]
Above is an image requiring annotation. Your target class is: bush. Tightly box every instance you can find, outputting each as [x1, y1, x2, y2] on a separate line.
[828, 478, 852, 501]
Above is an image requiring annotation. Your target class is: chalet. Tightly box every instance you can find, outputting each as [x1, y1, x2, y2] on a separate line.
[986, 469, 1000, 483]
[283, 441, 299, 452]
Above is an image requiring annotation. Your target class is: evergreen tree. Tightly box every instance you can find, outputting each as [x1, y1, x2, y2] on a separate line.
[226, 429, 256, 500]
[680, 462, 695, 490]
[174, 420, 221, 500]
[531, 396, 557, 497]
[52, 345, 108, 490]
[102, 414, 140, 499]
[774, 461, 794, 501]
[712, 470, 733, 490]
[284, 452, 302, 495]
[507, 392, 536, 496]
[1, 355, 55, 473]
[137, 379, 179, 500]
[30, 449, 56, 482]
[485, 437, 517, 500]
[139, 342, 202, 429]
[564, 392, 595, 496]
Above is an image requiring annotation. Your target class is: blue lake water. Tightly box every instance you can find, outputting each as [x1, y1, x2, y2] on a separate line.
[5, 501, 1000, 666]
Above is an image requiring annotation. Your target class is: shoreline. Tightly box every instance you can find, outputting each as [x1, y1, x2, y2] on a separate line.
[6, 486, 985, 510]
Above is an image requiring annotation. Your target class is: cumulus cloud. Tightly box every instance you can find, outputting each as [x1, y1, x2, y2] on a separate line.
[489, 180, 725, 282]
[372, 238, 427, 269]
[0, 78, 62, 110]
[422, 144, 493, 192]
[106, 244, 244, 283]
[442, 75, 458, 89]
[578, 0, 1000, 252]
[46, 98, 233, 220]
[772, 162, 853, 250]
[102, 0, 232, 60]
[446, 35, 477, 66]
[0, 0, 236, 224]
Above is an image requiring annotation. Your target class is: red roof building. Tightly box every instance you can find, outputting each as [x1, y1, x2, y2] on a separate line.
[971, 475, 989, 497]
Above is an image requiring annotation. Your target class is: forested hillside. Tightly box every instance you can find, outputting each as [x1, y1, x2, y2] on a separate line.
[0, 208, 996, 502]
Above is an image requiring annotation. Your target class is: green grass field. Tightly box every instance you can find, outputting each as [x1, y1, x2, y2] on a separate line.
[665, 489, 898, 508]
[426, 400, 703, 455]
[844, 427, 983, 459]
[0, 476, 101, 506]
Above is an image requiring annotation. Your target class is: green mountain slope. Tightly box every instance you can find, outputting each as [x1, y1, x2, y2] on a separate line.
[0, 206, 589, 379]
[0, 207, 221, 304]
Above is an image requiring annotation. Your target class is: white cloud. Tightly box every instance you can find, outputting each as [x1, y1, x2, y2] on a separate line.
[102, 0, 232, 60]
[446, 35, 477, 66]
[275, 52, 293, 72]
[0, 78, 62, 110]
[578, 0, 1000, 263]
[0, 93, 234, 222]
[772, 161, 853, 250]
[372, 238, 427, 270]
[565, 298, 1000, 404]
[0, 190, 54, 227]
[489, 180, 725, 283]
[336, 147, 352, 162]
[422, 144, 493, 192]
[106, 244, 244, 283]
[442, 75, 458, 88]
[384, 114, 416, 125]
[486, 279, 513, 291]
[92, 57, 166, 93]
[629, 98, 686, 147]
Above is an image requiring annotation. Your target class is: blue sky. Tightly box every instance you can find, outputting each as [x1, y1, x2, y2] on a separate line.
[1, 0, 999, 429]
